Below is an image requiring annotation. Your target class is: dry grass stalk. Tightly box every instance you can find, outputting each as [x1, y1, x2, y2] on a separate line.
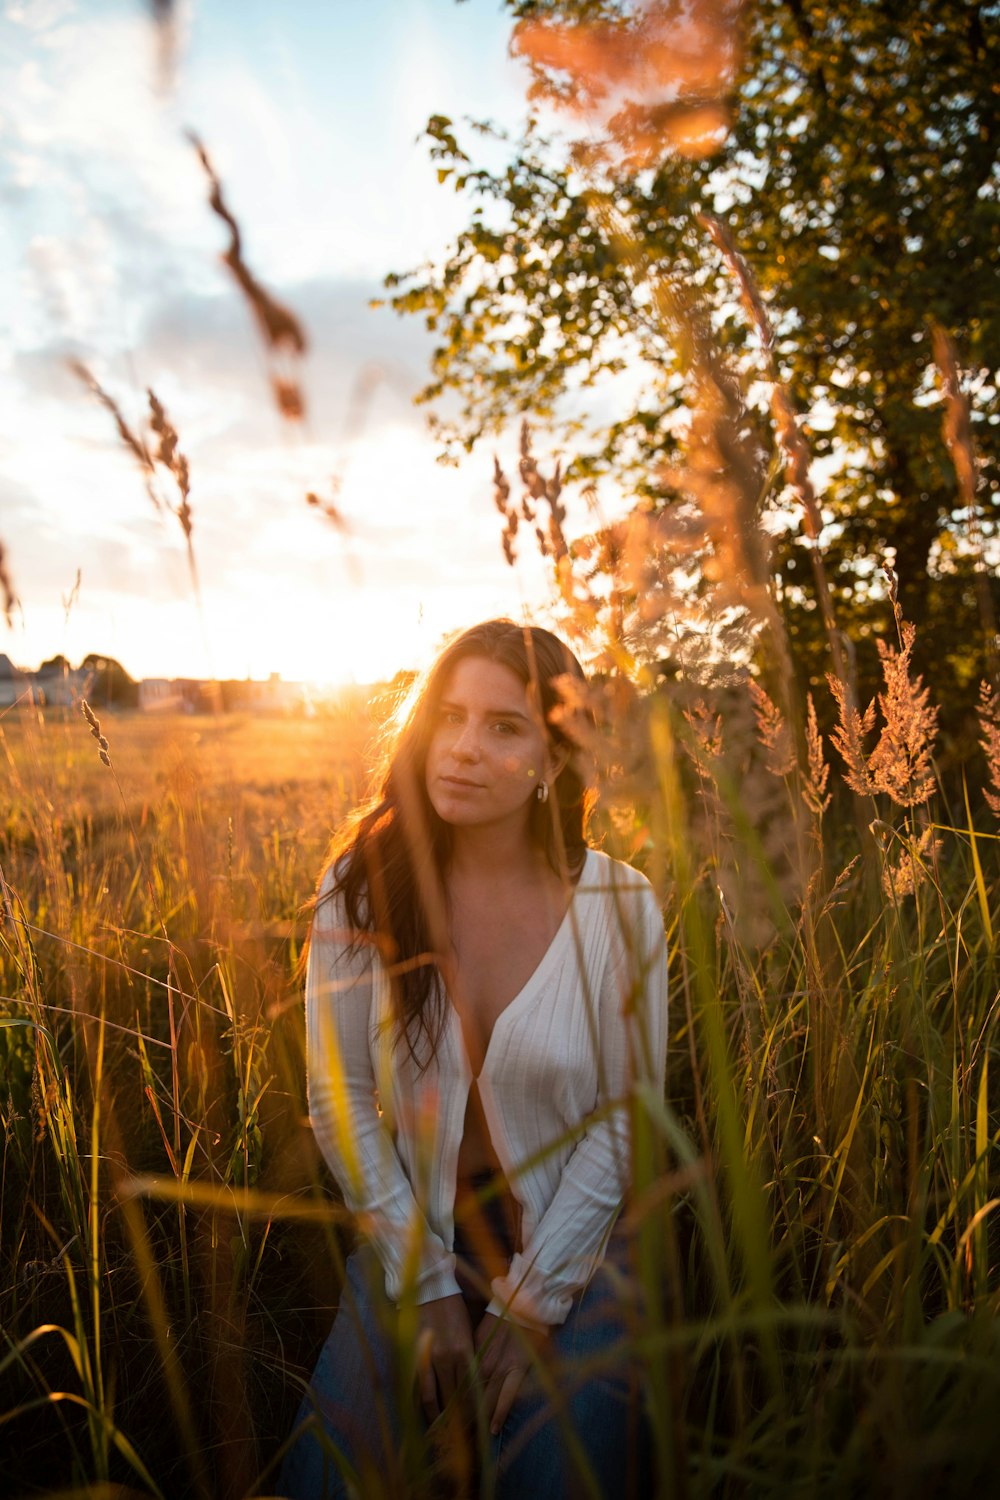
[519, 421, 569, 564]
[73, 364, 199, 596]
[148, 389, 193, 547]
[829, 620, 937, 806]
[189, 134, 308, 422]
[683, 698, 725, 781]
[930, 322, 999, 671]
[0, 540, 17, 626]
[149, 0, 177, 90]
[305, 486, 347, 531]
[70, 360, 160, 513]
[880, 826, 941, 901]
[493, 423, 574, 577]
[80, 700, 112, 768]
[272, 378, 305, 420]
[700, 213, 847, 686]
[749, 679, 796, 778]
[931, 324, 977, 510]
[62, 568, 81, 625]
[802, 693, 831, 823]
[867, 622, 938, 807]
[146, 388, 198, 597]
[827, 676, 878, 797]
[882, 560, 903, 635]
[492, 455, 518, 566]
[808, 853, 860, 921]
[977, 681, 1000, 816]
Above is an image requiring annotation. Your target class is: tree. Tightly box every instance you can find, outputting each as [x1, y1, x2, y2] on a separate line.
[388, 0, 1000, 718]
[80, 653, 138, 709]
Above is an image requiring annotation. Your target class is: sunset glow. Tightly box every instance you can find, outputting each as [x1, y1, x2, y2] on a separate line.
[1, 0, 539, 687]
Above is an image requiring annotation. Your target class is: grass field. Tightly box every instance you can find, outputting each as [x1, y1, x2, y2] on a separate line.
[2, 672, 1000, 1498]
[1, 704, 377, 1498]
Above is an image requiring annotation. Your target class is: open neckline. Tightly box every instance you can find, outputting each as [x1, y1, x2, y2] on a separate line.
[448, 847, 593, 1081]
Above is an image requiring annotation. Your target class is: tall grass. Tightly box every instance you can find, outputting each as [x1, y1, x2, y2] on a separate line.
[3, 540, 998, 1499]
[0, 707, 367, 1497]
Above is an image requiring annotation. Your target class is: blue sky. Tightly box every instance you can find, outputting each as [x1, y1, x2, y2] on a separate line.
[0, 0, 562, 684]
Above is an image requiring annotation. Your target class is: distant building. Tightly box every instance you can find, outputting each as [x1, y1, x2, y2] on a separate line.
[138, 678, 186, 713]
[136, 673, 309, 714]
[0, 653, 32, 709]
[2, 653, 316, 715]
[34, 663, 88, 707]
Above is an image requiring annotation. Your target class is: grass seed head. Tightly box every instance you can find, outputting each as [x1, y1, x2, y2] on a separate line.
[71, 361, 160, 513]
[828, 620, 938, 806]
[802, 693, 831, 821]
[749, 679, 796, 778]
[867, 622, 938, 807]
[977, 681, 1000, 816]
[827, 674, 878, 797]
[190, 132, 308, 420]
[881, 826, 941, 900]
[80, 700, 113, 768]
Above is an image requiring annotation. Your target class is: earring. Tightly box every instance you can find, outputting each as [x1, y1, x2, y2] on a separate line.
[536, 780, 549, 803]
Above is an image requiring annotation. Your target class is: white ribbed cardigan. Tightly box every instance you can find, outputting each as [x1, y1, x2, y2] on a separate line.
[306, 847, 669, 1328]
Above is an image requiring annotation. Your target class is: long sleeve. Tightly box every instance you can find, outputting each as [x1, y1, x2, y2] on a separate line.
[486, 879, 669, 1328]
[305, 877, 461, 1305]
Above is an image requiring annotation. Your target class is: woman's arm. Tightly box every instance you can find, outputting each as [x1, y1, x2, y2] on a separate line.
[306, 881, 462, 1307]
[485, 879, 669, 1329]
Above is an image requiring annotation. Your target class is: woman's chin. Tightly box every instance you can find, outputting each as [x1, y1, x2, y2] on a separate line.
[431, 790, 531, 830]
[434, 799, 490, 826]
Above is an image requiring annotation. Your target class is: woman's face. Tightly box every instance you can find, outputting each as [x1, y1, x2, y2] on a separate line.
[424, 656, 555, 834]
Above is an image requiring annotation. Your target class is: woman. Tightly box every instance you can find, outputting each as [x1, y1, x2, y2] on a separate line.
[280, 620, 668, 1499]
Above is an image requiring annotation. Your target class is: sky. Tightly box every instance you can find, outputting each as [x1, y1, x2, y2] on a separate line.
[0, 0, 565, 685]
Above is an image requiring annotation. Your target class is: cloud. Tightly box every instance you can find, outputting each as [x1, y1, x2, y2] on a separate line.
[0, 1, 555, 681]
[0, 474, 42, 525]
[137, 275, 434, 417]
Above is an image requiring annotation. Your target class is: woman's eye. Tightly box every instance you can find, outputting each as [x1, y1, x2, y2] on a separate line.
[492, 720, 517, 735]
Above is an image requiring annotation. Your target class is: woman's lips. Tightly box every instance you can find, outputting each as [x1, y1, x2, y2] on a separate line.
[441, 774, 484, 789]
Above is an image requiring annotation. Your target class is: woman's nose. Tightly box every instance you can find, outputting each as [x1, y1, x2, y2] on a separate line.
[452, 723, 481, 761]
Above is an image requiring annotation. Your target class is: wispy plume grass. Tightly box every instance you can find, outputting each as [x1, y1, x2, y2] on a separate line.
[70, 360, 161, 513]
[147, 388, 197, 591]
[71, 362, 200, 599]
[189, 133, 308, 423]
[828, 569, 938, 810]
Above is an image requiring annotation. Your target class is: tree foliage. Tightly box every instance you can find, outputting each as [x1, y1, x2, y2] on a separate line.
[388, 0, 1000, 719]
[81, 652, 138, 708]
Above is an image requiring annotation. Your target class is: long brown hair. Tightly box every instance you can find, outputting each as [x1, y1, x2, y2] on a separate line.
[317, 619, 592, 1057]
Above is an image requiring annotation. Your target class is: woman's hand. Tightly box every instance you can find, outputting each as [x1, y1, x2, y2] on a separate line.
[416, 1294, 475, 1422]
[475, 1311, 549, 1435]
